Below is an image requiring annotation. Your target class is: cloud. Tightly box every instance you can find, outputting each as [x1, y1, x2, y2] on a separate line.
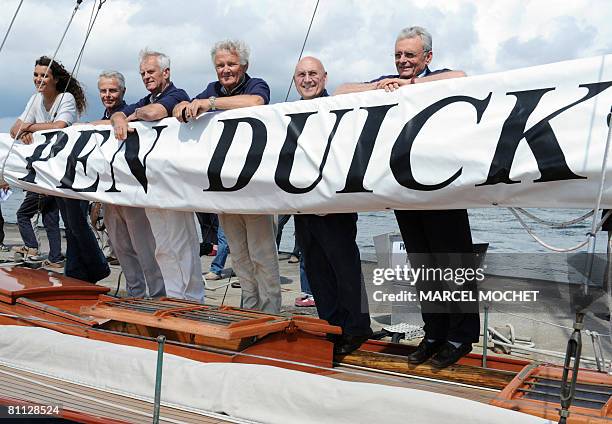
[495, 16, 598, 71]
[0, 0, 610, 125]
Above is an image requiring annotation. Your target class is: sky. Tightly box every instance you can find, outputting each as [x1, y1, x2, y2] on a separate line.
[0, 0, 610, 131]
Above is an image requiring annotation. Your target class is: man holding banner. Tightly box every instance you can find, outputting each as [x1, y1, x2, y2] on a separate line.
[111, 49, 205, 302]
[293, 56, 373, 354]
[336, 26, 480, 368]
[95, 70, 166, 299]
[173, 40, 281, 314]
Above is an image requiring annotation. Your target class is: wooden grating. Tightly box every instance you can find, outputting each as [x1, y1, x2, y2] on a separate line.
[491, 364, 612, 423]
[82, 297, 340, 341]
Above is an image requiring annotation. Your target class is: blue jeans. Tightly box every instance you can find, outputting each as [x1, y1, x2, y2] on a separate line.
[17, 192, 62, 262]
[210, 223, 229, 275]
[299, 256, 312, 295]
[57, 198, 110, 283]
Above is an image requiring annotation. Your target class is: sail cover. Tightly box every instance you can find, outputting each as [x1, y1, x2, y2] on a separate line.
[0, 55, 611, 213]
[0, 326, 552, 424]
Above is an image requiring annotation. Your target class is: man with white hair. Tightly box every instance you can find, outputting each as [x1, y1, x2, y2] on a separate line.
[93, 70, 128, 122]
[94, 70, 165, 299]
[173, 40, 281, 314]
[111, 50, 204, 302]
[336, 26, 478, 368]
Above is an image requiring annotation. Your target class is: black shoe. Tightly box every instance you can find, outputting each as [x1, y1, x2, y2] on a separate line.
[334, 333, 371, 355]
[326, 333, 340, 344]
[407, 339, 445, 365]
[430, 342, 472, 369]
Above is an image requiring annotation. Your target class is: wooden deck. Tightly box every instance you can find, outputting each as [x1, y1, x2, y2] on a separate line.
[330, 365, 499, 404]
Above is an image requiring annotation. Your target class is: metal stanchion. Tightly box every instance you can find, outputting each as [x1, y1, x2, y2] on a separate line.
[153, 335, 166, 424]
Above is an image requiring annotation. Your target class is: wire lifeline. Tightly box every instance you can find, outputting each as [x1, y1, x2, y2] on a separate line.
[283, 0, 320, 102]
[0, 0, 84, 183]
[0, 0, 24, 56]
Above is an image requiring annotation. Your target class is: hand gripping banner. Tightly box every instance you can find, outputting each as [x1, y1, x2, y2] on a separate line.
[1, 55, 611, 214]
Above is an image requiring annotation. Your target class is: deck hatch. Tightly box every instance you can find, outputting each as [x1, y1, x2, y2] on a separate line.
[81, 297, 340, 340]
[491, 364, 612, 423]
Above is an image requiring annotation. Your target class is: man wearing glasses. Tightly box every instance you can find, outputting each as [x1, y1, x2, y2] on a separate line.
[336, 26, 478, 369]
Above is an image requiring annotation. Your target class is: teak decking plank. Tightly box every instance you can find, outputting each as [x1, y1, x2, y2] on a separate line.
[339, 350, 515, 389]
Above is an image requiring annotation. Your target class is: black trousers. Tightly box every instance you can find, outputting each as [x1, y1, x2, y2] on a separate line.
[394, 209, 480, 343]
[276, 214, 300, 256]
[294, 213, 371, 336]
[0, 204, 4, 244]
[57, 198, 109, 283]
[197, 213, 218, 244]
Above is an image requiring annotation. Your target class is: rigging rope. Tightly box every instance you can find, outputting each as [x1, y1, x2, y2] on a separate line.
[511, 208, 594, 229]
[73, 0, 99, 78]
[54, 0, 107, 121]
[283, 0, 320, 102]
[507, 108, 612, 256]
[0, 0, 24, 56]
[507, 208, 611, 252]
[0, 0, 84, 183]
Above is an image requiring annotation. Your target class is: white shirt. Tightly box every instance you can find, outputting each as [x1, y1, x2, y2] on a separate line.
[19, 92, 77, 125]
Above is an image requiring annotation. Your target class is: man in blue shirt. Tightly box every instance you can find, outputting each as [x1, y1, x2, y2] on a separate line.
[293, 56, 373, 354]
[173, 40, 281, 314]
[111, 50, 204, 302]
[336, 26, 479, 368]
[92, 70, 165, 299]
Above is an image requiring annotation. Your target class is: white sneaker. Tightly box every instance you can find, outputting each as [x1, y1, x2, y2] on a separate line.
[204, 271, 222, 281]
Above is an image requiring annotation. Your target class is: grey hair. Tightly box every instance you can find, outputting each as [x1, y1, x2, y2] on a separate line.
[396, 26, 432, 53]
[139, 48, 171, 70]
[210, 39, 250, 66]
[98, 70, 126, 91]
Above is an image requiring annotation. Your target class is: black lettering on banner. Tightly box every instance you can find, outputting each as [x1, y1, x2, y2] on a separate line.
[205, 117, 267, 192]
[20, 130, 70, 183]
[58, 130, 109, 192]
[390, 94, 492, 191]
[275, 109, 351, 194]
[477, 81, 612, 186]
[106, 125, 166, 193]
[337, 104, 398, 193]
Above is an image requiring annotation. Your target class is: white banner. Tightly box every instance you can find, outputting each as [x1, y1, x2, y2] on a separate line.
[1, 55, 611, 213]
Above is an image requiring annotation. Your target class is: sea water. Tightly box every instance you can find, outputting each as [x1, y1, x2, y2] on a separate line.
[2, 188, 607, 257]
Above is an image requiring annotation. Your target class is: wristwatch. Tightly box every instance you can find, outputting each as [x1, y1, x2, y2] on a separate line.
[209, 96, 217, 111]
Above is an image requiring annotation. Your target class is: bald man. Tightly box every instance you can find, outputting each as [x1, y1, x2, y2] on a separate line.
[293, 57, 372, 355]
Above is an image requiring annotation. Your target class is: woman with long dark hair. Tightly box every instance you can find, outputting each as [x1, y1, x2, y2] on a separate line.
[9, 56, 109, 282]
[10, 56, 86, 143]
[8, 56, 83, 267]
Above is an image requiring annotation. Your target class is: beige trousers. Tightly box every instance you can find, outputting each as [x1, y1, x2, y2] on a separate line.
[219, 214, 281, 314]
[145, 209, 205, 302]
